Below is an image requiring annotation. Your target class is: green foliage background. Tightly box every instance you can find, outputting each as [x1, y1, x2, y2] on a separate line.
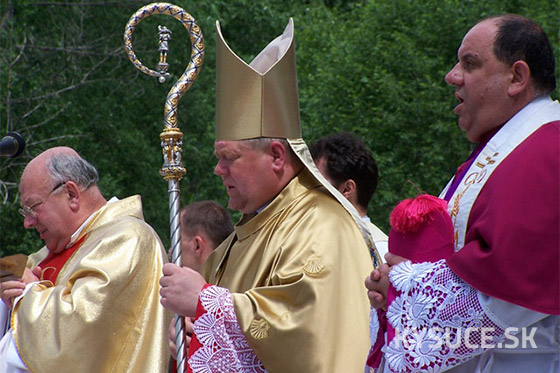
[1, 0, 558, 255]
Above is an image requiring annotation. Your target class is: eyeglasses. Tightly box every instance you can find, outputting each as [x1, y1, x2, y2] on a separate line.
[19, 182, 66, 219]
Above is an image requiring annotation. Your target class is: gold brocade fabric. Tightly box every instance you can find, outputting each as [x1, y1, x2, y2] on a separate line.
[288, 138, 383, 267]
[13, 196, 172, 373]
[203, 170, 374, 372]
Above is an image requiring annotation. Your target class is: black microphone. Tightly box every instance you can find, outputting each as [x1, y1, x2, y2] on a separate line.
[0, 132, 26, 158]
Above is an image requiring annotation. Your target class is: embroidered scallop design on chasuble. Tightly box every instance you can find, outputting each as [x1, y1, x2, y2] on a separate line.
[303, 255, 325, 275]
[250, 318, 271, 340]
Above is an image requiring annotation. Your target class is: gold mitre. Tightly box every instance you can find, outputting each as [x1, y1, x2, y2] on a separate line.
[216, 18, 382, 266]
[215, 18, 301, 140]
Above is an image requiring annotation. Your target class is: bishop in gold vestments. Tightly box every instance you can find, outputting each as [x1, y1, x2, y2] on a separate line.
[200, 169, 373, 371]
[11, 196, 171, 372]
[159, 18, 378, 372]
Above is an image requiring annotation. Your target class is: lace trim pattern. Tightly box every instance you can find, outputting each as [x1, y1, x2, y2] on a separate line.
[189, 285, 266, 372]
[385, 260, 506, 372]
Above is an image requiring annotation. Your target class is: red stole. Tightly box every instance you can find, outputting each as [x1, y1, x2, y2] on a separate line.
[38, 235, 87, 283]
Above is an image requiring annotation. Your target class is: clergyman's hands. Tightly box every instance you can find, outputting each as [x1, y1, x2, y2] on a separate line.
[160, 263, 207, 317]
[1, 266, 41, 309]
[365, 263, 390, 310]
[168, 316, 194, 360]
[364, 253, 407, 310]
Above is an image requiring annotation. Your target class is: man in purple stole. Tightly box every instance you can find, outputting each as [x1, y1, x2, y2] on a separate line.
[365, 14, 559, 372]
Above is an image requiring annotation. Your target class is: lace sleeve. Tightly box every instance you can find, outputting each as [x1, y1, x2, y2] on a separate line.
[384, 260, 507, 372]
[188, 285, 266, 372]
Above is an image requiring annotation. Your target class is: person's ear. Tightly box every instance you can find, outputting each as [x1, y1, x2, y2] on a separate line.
[340, 179, 356, 199]
[193, 236, 203, 254]
[269, 141, 287, 172]
[64, 181, 81, 211]
[508, 60, 531, 97]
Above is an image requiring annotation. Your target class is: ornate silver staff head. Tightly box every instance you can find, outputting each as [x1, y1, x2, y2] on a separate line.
[124, 2, 204, 182]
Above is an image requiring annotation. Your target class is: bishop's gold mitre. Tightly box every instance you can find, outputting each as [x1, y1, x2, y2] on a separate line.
[215, 18, 382, 266]
[215, 18, 301, 140]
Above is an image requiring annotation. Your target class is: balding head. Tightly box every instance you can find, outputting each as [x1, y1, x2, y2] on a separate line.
[21, 147, 80, 188]
[19, 147, 106, 253]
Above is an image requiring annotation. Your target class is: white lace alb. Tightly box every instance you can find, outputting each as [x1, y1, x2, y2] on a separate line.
[189, 286, 266, 372]
[385, 260, 507, 372]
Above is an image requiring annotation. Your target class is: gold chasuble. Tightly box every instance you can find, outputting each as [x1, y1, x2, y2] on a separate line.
[12, 196, 171, 372]
[203, 169, 373, 372]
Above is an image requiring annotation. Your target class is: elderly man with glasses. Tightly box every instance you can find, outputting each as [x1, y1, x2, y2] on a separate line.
[0, 146, 171, 373]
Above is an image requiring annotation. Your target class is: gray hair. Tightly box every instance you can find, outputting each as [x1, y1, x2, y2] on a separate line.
[46, 153, 99, 189]
[241, 137, 296, 161]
